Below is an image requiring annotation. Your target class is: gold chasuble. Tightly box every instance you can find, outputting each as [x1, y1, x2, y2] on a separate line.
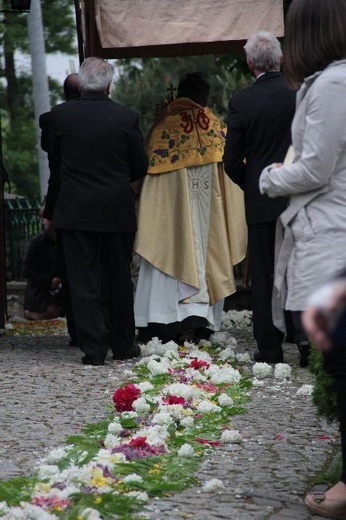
[135, 98, 247, 305]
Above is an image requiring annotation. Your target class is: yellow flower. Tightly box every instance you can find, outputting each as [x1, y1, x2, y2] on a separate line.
[90, 467, 108, 488]
[35, 483, 51, 493]
[95, 496, 102, 504]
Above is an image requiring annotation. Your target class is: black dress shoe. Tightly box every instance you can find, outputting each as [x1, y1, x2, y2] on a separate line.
[113, 344, 141, 361]
[82, 355, 105, 366]
[297, 341, 311, 368]
[253, 350, 284, 363]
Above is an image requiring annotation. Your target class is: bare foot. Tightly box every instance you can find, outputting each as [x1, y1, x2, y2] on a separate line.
[325, 481, 346, 500]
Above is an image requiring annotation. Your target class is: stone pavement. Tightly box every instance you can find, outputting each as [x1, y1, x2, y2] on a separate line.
[0, 321, 340, 520]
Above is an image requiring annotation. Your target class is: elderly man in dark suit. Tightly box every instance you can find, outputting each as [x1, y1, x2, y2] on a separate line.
[223, 31, 296, 364]
[44, 57, 148, 365]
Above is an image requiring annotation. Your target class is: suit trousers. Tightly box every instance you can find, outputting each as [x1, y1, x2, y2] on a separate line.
[61, 230, 135, 361]
[248, 221, 284, 354]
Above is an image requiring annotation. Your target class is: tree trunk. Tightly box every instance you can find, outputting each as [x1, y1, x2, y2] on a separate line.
[27, 0, 51, 200]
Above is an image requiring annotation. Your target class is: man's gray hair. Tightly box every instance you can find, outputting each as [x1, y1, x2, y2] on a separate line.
[244, 31, 282, 72]
[78, 57, 114, 92]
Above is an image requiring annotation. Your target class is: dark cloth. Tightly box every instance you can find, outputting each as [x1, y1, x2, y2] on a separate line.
[23, 232, 61, 313]
[43, 91, 148, 361]
[39, 111, 51, 153]
[223, 72, 296, 225]
[137, 316, 209, 345]
[55, 229, 77, 343]
[44, 92, 148, 231]
[61, 231, 135, 359]
[317, 269, 346, 483]
[248, 222, 284, 353]
[324, 346, 346, 483]
[223, 72, 296, 355]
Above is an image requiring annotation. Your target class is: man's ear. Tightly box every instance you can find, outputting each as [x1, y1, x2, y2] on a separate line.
[247, 60, 255, 74]
[105, 83, 111, 96]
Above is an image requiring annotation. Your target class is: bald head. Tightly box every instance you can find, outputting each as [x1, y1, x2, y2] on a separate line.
[63, 73, 81, 101]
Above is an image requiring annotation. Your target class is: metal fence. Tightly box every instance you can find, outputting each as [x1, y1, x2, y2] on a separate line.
[4, 197, 44, 280]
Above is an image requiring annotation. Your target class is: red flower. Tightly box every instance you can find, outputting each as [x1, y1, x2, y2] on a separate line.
[162, 395, 186, 405]
[112, 383, 141, 412]
[195, 437, 220, 446]
[274, 434, 284, 440]
[129, 436, 148, 447]
[190, 359, 210, 370]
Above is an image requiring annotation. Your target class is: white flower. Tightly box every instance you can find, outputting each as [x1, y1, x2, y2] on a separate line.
[135, 424, 170, 446]
[252, 362, 273, 378]
[137, 381, 154, 392]
[177, 443, 195, 457]
[147, 358, 170, 375]
[274, 363, 292, 380]
[103, 433, 121, 449]
[0, 502, 9, 514]
[123, 473, 143, 484]
[217, 347, 236, 361]
[210, 331, 237, 347]
[218, 394, 234, 407]
[252, 377, 265, 387]
[198, 339, 212, 347]
[167, 404, 187, 420]
[187, 348, 213, 362]
[139, 337, 179, 357]
[207, 365, 241, 385]
[296, 384, 314, 396]
[236, 352, 251, 363]
[107, 420, 122, 434]
[197, 400, 221, 413]
[93, 449, 127, 468]
[152, 412, 174, 426]
[221, 429, 243, 444]
[221, 310, 252, 330]
[132, 397, 151, 414]
[126, 491, 149, 501]
[79, 507, 103, 519]
[1, 504, 58, 519]
[121, 411, 138, 419]
[36, 464, 60, 480]
[180, 416, 194, 428]
[164, 383, 203, 400]
[201, 478, 225, 492]
[43, 447, 68, 464]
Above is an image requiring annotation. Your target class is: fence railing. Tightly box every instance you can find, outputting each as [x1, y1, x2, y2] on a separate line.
[5, 197, 44, 281]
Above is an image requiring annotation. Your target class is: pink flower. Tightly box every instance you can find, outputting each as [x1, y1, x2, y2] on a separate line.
[112, 383, 141, 412]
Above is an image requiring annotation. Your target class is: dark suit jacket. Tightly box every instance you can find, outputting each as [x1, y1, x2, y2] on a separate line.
[223, 72, 296, 225]
[43, 91, 148, 233]
[39, 111, 51, 153]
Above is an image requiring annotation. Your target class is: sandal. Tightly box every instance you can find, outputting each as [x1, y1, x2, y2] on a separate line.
[305, 491, 346, 519]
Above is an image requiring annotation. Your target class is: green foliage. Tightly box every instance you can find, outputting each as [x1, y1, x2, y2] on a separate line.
[111, 55, 252, 137]
[0, 476, 36, 505]
[0, 0, 77, 199]
[309, 346, 338, 423]
[41, 0, 76, 55]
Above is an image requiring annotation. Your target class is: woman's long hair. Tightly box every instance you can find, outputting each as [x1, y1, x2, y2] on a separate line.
[284, 0, 346, 88]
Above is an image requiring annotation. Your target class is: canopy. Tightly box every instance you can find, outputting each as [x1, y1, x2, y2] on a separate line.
[75, 0, 285, 61]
